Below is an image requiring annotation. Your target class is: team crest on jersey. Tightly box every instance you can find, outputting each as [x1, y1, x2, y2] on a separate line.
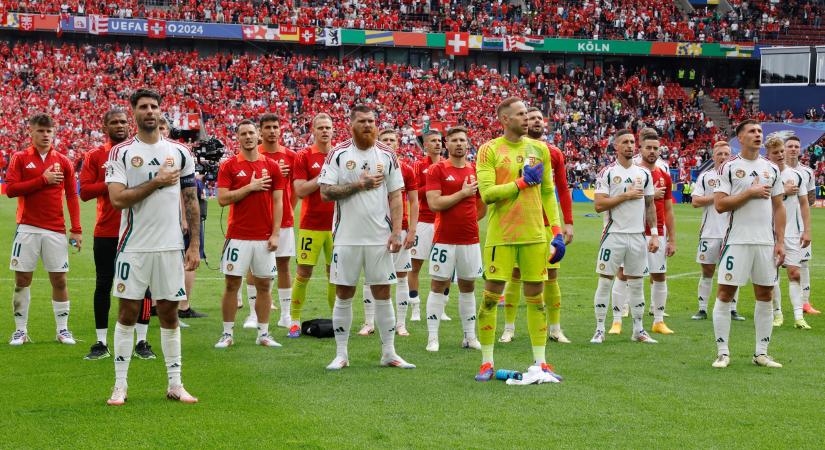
[226, 263, 234, 272]
[116, 283, 126, 293]
[735, 169, 746, 178]
[613, 176, 622, 184]
[346, 160, 356, 170]
[599, 263, 606, 270]
[725, 273, 733, 281]
[708, 179, 717, 188]
[131, 156, 144, 168]
[516, 155, 524, 164]
[11, 259, 18, 267]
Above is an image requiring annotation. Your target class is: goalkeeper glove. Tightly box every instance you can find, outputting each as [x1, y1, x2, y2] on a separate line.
[549, 233, 566, 264]
[515, 162, 544, 190]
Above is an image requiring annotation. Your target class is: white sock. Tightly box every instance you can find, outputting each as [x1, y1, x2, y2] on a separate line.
[363, 285, 375, 326]
[246, 285, 258, 320]
[754, 300, 773, 356]
[12, 286, 30, 332]
[533, 346, 546, 365]
[627, 278, 646, 334]
[395, 277, 409, 327]
[458, 291, 477, 340]
[594, 277, 612, 332]
[800, 261, 811, 303]
[651, 280, 668, 324]
[713, 299, 731, 356]
[731, 289, 740, 313]
[426, 291, 446, 339]
[113, 322, 134, 388]
[236, 289, 242, 306]
[278, 288, 291, 319]
[790, 280, 804, 320]
[257, 322, 269, 338]
[96, 328, 108, 345]
[223, 321, 234, 335]
[160, 327, 182, 388]
[610, 278, 626, 322]
[772, 282, 782, 314]
[698, 277, 712, 311]
[332, 298, 353, 358]
[374, 299, 396, 356]
[135, 323, 148, 342]
[52, 300, 70, 332]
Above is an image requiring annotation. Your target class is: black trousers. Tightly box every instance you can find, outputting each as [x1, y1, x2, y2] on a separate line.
[93, 237, 149, 330]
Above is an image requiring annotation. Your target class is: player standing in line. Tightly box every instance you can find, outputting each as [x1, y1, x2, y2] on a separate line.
[590, 129, 659, 345]
[319, 105, 414, 370]
[214, 120, 284, 347]
[690, 142, 745, 321]
[424, 126, 486, 351]
[474, 97, 566, 382]
[784, 136, 820, 315]
[499, 107, 574, 344]
[105, 88, 201, 405]
[288, 113, 337, 338]
[80, 110, 155, 359]
[408, 131, 446, 322]
[765, 137, 811, 329]
[6, 113, 82, 346]
[243, 114, 297, 329]
[711, 120, 785, 369]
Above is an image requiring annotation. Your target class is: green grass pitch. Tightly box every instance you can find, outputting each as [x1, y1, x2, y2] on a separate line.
[1, 196, 823, 448]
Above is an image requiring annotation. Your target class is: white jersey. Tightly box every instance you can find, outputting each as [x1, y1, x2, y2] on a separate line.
[594, 162, 654, 234]
[692, 169, 729, 239]
[715, 155, 783, 246]
[318, 139, 404, 246]
[781, 167, 806, 239]
[790, 163, 816, 194]
[106, 136, 195, 252]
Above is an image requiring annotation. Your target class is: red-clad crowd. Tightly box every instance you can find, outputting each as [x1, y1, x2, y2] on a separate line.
[1, 1, 823, 45]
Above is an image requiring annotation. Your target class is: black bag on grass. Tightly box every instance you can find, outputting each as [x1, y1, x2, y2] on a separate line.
[302, 319, 334, 338]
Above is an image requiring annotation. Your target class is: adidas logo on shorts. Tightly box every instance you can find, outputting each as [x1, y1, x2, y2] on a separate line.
[176, 288, 186, 297]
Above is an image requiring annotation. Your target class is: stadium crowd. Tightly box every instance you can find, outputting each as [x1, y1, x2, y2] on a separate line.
[1, 1, 823, 44]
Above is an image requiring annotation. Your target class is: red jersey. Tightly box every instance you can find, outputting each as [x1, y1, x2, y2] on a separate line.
[426, 160, 480, 245]
[400, 161, 417, 231]
[549, 145, 573, 225]
[644, 167, 672, 236]
[260, 144, 296, 228]
[5, 146, 81, 234]
[415, 155, 442, 223]
[217, 153, 285, 240]
[80, 142, 120, 238]
[293, 145, 334, 231]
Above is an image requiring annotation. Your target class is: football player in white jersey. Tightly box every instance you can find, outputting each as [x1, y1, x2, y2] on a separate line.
[691, 142, 745, 321]
[784, 136, 820, 315]
[711, 120, 786, 369]
[105, 89, 201, 405]
[318, 105, 415, 371]
[590, 129, 660, 344]
[765, 137, 812, 329]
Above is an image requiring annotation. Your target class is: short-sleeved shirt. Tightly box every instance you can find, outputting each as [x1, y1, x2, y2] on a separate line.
[426, 160, 479, 245]
[318, 139, 404, 245]
[106, 136, 195, 252]
[644, 166, 672, 236]
[780, 167, 806, 239]
[414, 156, 442, 223]
[594, 162, 654, 234]
[794, 163, 816, 194]
[715, 155, 783, 245]
[217, 153, 285, 240]
[293, 145, 334, 231]
[261, 145, 296, 228]
[401, 161, 417, 231]
[693, 168, 729, 239]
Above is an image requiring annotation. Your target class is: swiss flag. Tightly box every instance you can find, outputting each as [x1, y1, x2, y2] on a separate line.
[445, 32, 469, 56]
[299, 27, 316, 45]
[147, 19, 166, 39]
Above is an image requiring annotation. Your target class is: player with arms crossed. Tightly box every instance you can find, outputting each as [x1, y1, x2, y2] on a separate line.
[765, 137, 811, 329]
[319, 105, 414, 370]
[474, 97, 566, 382]
[214, 120, 284, 348]
[711, 120, 786, 369]
[288, 113, 337, 338]
[6, 113, 82, 346]
[784, 136, 819, 315]
[424, 126, 486, 351]
[105, 88, 201, 405]
[590, 129, 659, 345]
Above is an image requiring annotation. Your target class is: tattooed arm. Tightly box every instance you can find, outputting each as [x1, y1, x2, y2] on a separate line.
[182, 185, 201, 270]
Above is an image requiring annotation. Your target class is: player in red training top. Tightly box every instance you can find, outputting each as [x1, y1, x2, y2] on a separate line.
[408, 130, 446, 321]
[288, 113, 337, 338]
[355, 128, 418, 337]
[6, 113, 82, 346]
[241, 113, 298, 329]
[80, 109, 155, 360]
[424, 126, 486, 352]
[214, 119, 285, 348]
[500, 107, 574, 344]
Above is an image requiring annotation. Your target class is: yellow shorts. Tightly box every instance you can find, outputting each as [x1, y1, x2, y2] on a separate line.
[484, 242, 548, 282]
[296, 229, 333, 267]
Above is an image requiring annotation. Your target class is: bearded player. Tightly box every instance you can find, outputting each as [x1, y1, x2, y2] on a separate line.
[474, 97, 566, 382]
